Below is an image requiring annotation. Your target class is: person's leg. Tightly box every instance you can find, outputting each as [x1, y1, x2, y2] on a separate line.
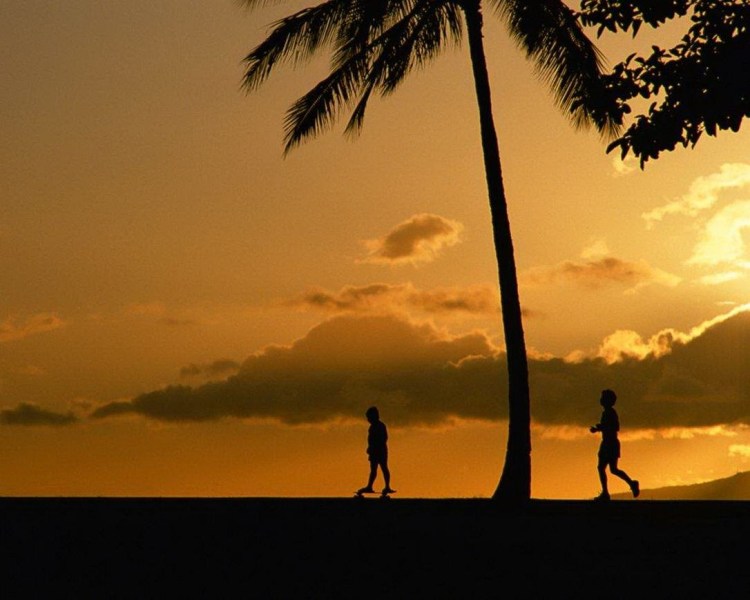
[597, 457, 609, 497]
[381, 459, 392, 491]
[611, 459, 639, 497]
[609, 459, 633, 485]
[359, 460, 377, 492]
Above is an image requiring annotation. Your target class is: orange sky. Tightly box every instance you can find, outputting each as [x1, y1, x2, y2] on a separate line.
[2, 1, 750, 499]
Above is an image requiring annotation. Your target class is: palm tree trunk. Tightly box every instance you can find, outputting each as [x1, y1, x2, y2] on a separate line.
[462, 0, 531, 503]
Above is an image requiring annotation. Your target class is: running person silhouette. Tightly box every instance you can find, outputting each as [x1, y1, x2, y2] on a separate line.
[357, 406, 395, 496]
[590, 389, 639, 501]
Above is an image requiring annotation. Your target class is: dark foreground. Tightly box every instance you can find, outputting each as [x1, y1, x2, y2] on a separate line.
[2, 498, 749, 598]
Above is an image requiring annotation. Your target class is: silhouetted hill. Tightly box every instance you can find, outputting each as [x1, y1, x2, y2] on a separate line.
[612, 470, 750, 500]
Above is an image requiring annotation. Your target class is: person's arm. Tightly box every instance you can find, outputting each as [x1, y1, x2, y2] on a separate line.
[590, 411, 604, 433]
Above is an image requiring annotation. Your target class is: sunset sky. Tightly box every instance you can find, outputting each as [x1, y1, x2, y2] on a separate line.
[2, 1, 750, 499]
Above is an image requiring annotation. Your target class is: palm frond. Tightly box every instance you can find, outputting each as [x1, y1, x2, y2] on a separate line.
[252, 0, 465, 151]
[236, 0, 289, 11]
[242, 0, 349, 91]
[343, 84, 374, 135]
[283, 0, 430, 150]
[342, 1, 463, 135]
[282, 51, 371, 153]
[492, 0, 621, 138]
[380, 2, 462, 92]
[336, 0, 411, 53]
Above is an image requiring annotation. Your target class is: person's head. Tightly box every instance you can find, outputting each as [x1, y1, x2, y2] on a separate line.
[365, 406, 379, 423]
[600, 389, 617, 408]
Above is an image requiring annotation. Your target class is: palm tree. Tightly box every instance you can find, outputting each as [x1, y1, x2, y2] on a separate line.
[241, 0, 619, 502]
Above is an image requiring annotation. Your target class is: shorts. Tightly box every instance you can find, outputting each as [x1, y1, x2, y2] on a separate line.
[368, 450, 388, 465]
[598, 439, 621, 463]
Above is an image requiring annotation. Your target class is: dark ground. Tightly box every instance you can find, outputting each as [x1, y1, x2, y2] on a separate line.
[2, 497, 749, 598]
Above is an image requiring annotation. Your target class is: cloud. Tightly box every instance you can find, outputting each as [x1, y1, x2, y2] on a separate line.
[0, 313, 66, 343]
[180, 359, 241, 380]
[698, 272, 743, 286]
[580, 303, 750, 364]
[729, 445, 750, 459]
[580, 239, 610, 260]
[5, 364, 46, 376]
[1, 402, 78, 426]
[521, 257, 680, 291]
[92, 314, 503, 426]
[589, 329, 678, 364]
[125, 303, 201, 327]
[126, 302, 167, 316]
[90, 305, 750, 432]
[160, 317, 199, 327]
[612, 154, 637, 177]
[638, 164, 750, 277]
[359, 214, 463, 265]
[642, 163, 750, 227]
[528, 307, 750, 432]
[687, 200, 750, 269]
[288, 283, 499, 316]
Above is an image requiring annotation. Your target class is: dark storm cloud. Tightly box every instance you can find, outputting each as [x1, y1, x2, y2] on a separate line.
[0, 402, 78, 426]
[89, 309, 750, 431]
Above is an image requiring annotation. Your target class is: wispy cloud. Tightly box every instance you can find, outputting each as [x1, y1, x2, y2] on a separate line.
[0, 313, 66, 343]
[580, 238, 610, 260]
[359, 214, 463, 266]
[288, 283, 499, 316]
[160, 317, 200, 327]
[697, 272, 743, 286]
[638, 164, 750, 280]
[6, 364, 46, 376]
[612, 155, 637, 177]
[521, 257, 680, 291]
[125, 302, 203, 327]
[0, 402, 78, 426]
[126, 302, 167, 317]
[729, 444, 750, 459]
[642, 163, 750, 227]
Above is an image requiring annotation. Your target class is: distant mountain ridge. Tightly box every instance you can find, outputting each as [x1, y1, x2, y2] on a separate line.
[612, 470, 750, 500]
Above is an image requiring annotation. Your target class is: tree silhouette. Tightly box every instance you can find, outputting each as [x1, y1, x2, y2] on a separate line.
[580, 0, 750, 166]
[241, 0, 618, 502]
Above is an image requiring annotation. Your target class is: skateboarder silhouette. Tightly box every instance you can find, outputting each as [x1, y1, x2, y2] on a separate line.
[356, 406, 395, 498]
[590, 389, 639, 501]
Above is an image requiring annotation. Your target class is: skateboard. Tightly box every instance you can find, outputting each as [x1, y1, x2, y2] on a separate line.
[354, 488, 396, 499]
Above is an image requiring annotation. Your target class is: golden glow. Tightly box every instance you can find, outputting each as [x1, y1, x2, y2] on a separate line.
[2, 2, 750, 498]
